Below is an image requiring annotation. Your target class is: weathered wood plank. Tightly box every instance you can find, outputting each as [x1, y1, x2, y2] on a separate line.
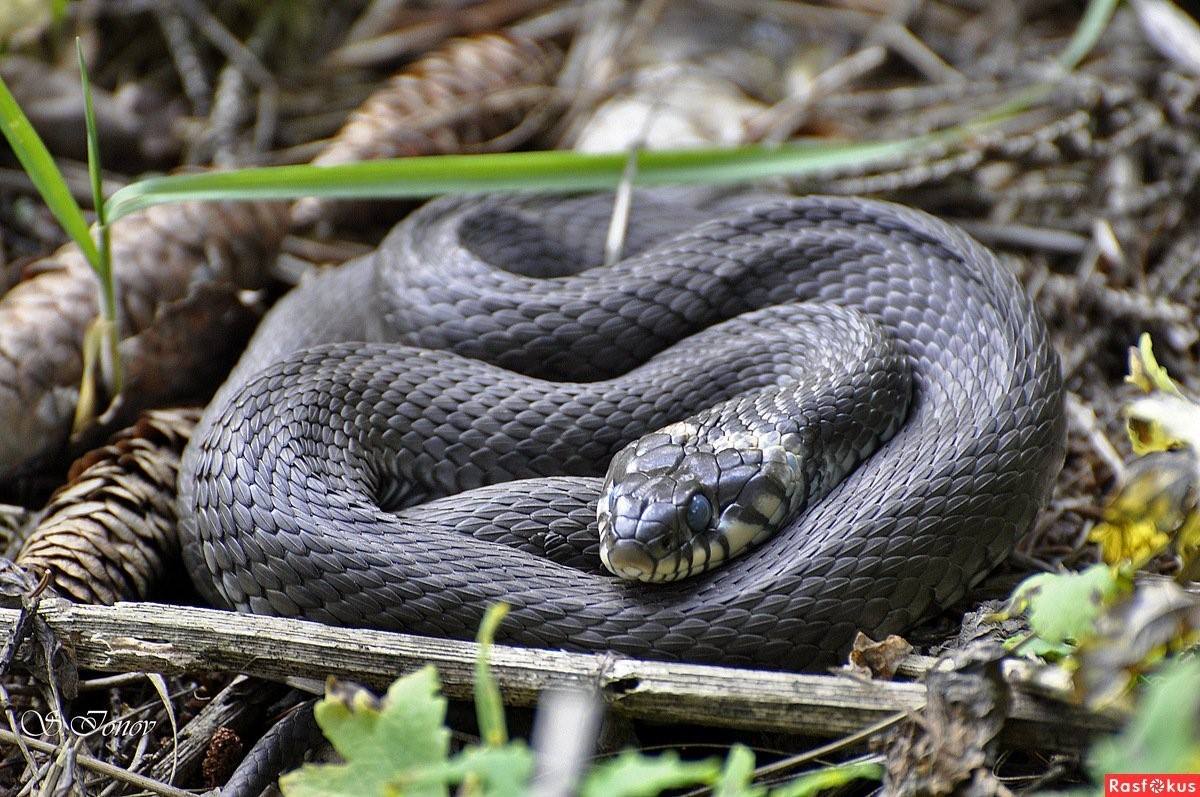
[2, 598, 1117, 751]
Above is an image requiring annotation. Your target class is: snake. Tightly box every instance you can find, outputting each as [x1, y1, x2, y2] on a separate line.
[177, 190, 1065, 670]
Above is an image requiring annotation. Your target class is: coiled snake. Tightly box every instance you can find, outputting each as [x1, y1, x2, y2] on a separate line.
[178, 191, 1065, 669]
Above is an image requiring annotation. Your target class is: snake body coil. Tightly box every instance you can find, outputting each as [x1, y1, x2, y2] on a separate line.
[179, 192, 1065, 669]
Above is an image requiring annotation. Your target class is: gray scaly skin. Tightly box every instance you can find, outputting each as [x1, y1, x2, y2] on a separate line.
[178, 191, 1065, 670]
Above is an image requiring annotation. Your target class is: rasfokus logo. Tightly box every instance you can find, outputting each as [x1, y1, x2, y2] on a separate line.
[1106, 775, 1200, 795]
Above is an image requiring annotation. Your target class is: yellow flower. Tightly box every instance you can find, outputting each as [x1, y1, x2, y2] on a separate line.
[1089, 453, 1194, 568]
[1089, 518, 1170, 568]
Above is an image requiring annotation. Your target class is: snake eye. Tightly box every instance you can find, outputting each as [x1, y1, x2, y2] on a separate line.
[684, 493, 713, 533]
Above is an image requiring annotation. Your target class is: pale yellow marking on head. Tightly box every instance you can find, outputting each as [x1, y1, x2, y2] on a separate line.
[686, 539, 718, 575]
[752, 491, 783, 523]
[721, 518, 760, 556]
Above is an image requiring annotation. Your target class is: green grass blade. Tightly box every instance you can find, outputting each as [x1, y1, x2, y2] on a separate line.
[77, 38, 106, 228]
[0, 72, 101, 268]
[1058, 0, 1120, 71]
[474, 604, 510, 747]
[103, 137, 928, 221]
[76, 37, 122, 396]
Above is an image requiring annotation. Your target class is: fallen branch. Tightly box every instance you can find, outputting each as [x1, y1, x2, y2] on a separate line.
[1, 599, 1117, 752]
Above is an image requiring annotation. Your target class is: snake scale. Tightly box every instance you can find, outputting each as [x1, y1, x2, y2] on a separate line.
[178, 190, 1065, 670]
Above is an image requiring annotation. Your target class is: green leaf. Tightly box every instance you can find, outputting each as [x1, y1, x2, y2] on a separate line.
[0, 70, 100, 269]
[1088, 657, 1200, 777]
[475, 603, 509, 747]
[1003, 634, 1077, 662]
[402, 743, 534, 797]
[277, 642, 533, 797]
[580, 750, 721, 797]
[1007, 564, 1124, 647]
[768, 761, 884, 797]
[280, 667, 450, 797]
[713, 745, 764, 797]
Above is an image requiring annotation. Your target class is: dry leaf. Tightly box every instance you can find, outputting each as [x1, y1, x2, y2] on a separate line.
[847, 632, 914, 679]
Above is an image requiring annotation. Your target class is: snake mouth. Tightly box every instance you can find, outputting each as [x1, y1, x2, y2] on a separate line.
[598, 507, 678, 581]
[600, 539, 659, 581]
[598, 503, 722, 582]
[600, 531, 729, 582]
[597, 482, 692, 581]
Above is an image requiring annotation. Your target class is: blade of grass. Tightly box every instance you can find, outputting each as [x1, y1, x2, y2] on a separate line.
[72, 318, 102, 435]
[77, 37, 122, 397]
[0, 73, 100, 268]
[78, 40, 105, 231]
[1058, 0, 1121, 71]
[475, 603, 510, 747]
[103, 137, 928, 221]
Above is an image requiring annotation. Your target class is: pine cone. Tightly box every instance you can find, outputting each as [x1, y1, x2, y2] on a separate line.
[291, 32, 561, 226]
[16, 408, 199, 604]
[0, 201, 288, 478]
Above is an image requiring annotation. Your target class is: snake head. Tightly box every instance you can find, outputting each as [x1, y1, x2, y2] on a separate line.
[598, 421, 806, 582]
